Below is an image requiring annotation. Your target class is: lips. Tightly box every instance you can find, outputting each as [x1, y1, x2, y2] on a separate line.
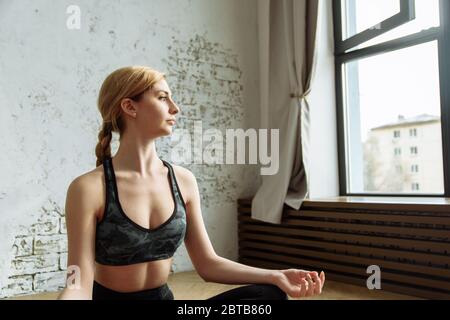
[167, 119, 176, 125]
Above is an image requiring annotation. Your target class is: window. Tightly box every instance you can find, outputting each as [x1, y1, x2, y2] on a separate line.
[412, 183, 420, 191]
[411, 164, 419, 173]
[334, 0, 449, 196]
[338, 0, 416, 52]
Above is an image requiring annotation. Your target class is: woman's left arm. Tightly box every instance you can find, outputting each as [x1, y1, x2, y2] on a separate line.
[175, 166, 325, 298]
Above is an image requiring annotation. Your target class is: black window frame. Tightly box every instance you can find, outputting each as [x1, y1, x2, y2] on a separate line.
[335, 0, 416, 54]
[333, 0, 450, 197]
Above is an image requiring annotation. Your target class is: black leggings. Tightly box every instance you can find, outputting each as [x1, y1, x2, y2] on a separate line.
[92, 280, 288, 300]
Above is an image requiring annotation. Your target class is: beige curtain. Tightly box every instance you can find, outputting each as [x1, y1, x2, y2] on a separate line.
[251, 0, 321, 224]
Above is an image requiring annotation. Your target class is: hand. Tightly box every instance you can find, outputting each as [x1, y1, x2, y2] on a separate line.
[273, 268, 325, 299]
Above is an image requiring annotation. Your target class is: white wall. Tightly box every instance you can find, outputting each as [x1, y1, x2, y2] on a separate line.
[0, 0, 260, 298]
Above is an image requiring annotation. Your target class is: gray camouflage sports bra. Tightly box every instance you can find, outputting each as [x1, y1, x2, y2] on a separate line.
[95, 157, 187, 266]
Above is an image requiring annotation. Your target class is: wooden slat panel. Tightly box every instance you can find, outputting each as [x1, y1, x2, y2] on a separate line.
[239, 233, 450, 277]
[239, 257, 450, 299]
[238, 223, 450, 253]
[303, 200, 450, 214]
[240, 248, 365, 275]
[237, 197, 450, 299]
[288, 209, 450, 226]
[238, 244, 450, 291]
[238, 206, 450, 226]
[238, 197, 450, 214]
[238, 215, 450, 238]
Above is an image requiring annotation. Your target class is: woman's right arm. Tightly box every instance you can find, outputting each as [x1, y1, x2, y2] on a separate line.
[57, 176, 98, 300]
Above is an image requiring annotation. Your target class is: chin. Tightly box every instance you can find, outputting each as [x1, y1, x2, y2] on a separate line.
[161, 127, 173, 136]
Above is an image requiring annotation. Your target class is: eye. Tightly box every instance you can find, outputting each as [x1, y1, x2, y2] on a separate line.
[159, 96, 168, 101]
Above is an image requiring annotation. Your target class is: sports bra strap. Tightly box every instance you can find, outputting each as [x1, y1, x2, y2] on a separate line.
[102, 157, 113, 185]
[162, 159, 186, 209]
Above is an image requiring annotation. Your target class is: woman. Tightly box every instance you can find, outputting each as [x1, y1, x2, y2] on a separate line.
[57, 66, 325, 300]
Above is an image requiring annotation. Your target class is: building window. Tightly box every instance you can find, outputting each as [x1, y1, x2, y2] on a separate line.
[411, 164, 419, 173]
[334, 0, 448, 196]
[412, 183, 420, 191]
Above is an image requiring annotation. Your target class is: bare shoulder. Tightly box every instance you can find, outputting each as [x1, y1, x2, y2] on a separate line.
[170, 164, 198, 205]
[68, 165, 103, 193]
[66, 165, 105, 219]
[171, 163, 196, 182]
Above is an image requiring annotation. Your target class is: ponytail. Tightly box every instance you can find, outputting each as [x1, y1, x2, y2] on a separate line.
[95, 122, 113, 167]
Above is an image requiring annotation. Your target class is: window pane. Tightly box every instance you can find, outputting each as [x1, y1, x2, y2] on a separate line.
[355, 0, 441, 50]
[343, 40, 444, 194]
[342, 0, 400, 40]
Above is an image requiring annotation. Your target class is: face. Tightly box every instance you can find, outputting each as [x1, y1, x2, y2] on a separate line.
[121, 79, 180, 138]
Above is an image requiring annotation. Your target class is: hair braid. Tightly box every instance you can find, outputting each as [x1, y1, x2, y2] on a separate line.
[95, 122, 113, 167]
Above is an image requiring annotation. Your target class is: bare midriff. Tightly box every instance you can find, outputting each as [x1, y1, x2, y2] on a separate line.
[94, 257, 173, 292]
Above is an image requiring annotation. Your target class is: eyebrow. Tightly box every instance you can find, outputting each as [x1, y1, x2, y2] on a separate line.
[155, 90, 172, 96]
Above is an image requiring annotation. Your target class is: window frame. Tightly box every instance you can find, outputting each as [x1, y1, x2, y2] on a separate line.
[333, 0, 450, 197]
[335, 0, 416, 54]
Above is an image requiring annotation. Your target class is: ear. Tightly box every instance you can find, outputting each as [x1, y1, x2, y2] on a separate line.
[120, 98, 138, 118]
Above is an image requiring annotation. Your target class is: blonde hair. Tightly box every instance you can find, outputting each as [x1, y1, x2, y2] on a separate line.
[95, 66, 165, 167]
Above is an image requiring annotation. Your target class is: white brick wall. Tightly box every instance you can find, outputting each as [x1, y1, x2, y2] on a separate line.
[59, 217, 66, 234]
[12, 237, 33, 257]
[0, 203, 68, 299]
[28, 214, 60, 236]
[59, 253, 68, 271]
[34, 235, 67, 255]
[34, 271, 67, 293]
[1, 276, 33, 298]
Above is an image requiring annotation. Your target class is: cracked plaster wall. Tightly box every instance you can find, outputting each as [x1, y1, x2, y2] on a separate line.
[0, 0, 260, 298]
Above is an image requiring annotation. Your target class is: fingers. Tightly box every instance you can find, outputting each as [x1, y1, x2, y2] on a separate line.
[306, 271, 324, 296]
[298, 279, 308, 298]
[320, 271, 326, 290]
[305, 274, 315, 297]
[297, 269, 310, 278]
[291, 269, 326, 298]
[309, 271, 318, 277]
[311, 273, 322, 295]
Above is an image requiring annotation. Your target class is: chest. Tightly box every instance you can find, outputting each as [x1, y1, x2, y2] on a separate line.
[114, 176, 176, 231]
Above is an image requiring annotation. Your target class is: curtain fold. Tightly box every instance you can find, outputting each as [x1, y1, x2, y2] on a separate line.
[251, 0, 321, 224]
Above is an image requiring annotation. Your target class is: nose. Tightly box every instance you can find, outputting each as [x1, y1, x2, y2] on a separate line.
[169, 100, 180, 114]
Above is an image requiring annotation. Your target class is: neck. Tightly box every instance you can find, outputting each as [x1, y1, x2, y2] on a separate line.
[112, 132, 163, 178]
